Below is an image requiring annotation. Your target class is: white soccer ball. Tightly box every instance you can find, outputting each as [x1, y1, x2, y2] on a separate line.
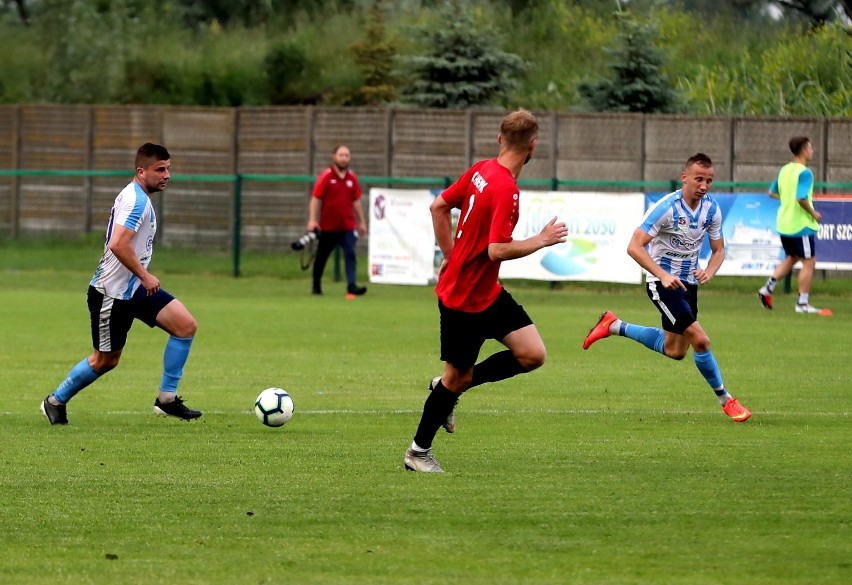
[254, 388, 295, 427]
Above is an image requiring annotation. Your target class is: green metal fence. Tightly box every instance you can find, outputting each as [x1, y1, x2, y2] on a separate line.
[2, 169, 850, 277]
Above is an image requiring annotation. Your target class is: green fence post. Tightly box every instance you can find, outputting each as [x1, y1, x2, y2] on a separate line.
[232, 173, 242, 278]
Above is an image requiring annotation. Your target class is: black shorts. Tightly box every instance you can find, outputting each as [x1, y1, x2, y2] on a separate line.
[88, 285, 174, 352]
[645, 280, 698, 335]
[780, 234, 816, 259]
[438, 288, 533, 371]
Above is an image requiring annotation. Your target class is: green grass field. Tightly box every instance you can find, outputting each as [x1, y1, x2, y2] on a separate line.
[1, 250, 850, 584]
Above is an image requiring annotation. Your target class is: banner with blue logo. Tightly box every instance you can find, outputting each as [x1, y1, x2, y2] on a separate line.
[646, 192, 852, 274]
[500, 192, 645, 283]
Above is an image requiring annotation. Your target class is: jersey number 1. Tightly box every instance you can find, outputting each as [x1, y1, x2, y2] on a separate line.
[457, 194, 475, 239]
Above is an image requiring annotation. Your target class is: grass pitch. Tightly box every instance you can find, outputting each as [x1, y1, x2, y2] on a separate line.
[1, 260, 850, 584]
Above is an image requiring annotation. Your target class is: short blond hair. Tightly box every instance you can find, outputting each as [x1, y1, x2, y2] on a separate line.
[499, 109, 538, 150]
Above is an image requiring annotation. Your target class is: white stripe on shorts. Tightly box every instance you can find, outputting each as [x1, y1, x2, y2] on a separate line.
[801, 236, 813, 259]
[648, 281, 677, 325]
[97, 295, 114, 352]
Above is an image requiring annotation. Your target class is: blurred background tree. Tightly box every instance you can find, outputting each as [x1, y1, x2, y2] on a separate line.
[347, 0, 402, 105]
[0, 0, 848, 115]
[578, 12, 680, 113]
[399, 0, 525, 108]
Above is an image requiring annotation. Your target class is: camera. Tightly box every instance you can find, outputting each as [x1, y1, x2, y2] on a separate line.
[291, 228, 319, 250]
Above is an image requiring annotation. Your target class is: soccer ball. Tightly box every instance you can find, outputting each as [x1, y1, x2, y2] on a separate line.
[254, 388, 295, 427]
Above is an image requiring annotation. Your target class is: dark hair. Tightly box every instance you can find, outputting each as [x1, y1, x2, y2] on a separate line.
[685, 152, 713, 169]
[789, 136, 811, 156]
[135, 143, 170, 169]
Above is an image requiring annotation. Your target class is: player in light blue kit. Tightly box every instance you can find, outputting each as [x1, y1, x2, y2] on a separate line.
[41, 143, 202, 425]
[583, 153, 751, 422]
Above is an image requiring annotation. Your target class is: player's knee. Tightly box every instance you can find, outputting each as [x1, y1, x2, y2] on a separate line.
[518, 347, 546, 371]
[692, 336, 711, 353]
[174, 316, 198, 338]
[91, 354, 120, 372]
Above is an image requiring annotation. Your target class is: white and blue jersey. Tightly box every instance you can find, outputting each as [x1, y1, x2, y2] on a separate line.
[90, 181, 156, 299]
[640, 189, 722, 286]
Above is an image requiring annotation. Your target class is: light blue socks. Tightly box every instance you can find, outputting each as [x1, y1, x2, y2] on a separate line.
[693, 350, 730, 403]
[161, 336, 194, 392]
[53, 358, 102, 404]
[620, 322, 665, 354]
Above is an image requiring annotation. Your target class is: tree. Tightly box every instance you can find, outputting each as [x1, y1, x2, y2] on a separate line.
[348, 0, 401, 105]
[174, 0, 353, 27]
[400, 0, 526, 108]
[579, 12, 679, 113]
[263, 42, 310, 105]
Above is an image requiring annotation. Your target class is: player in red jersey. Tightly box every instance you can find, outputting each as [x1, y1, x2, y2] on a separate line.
[404, 109, 568, 472]
[307, 145, 369, 297]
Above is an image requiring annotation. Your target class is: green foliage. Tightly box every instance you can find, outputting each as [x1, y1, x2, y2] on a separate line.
[280, 8, 365, 106]
[400, 0, 526, 108]
[498, 1, 615, 110]
[0, 0, 848, 115]
[347, 0, 402, 105]
[264, 42, 310, 105]
[0, 19, 42, 101]
[579, 12, 680, 113]
[173, 0, 352, 27]
[677, 22, 852, 116]
[118, 23, 270, 106]
[37, 0, 140, 103]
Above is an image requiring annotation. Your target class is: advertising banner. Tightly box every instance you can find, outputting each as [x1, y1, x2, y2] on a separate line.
[645, 192, 852, 275]
[369, 189, 851, 287]
[368, 188, 436, 285]
[499, 192, 645, 284]
[814, 199, 852, 270]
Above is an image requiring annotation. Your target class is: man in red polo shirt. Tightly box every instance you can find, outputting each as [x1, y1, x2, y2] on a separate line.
[403, 109, 569, 472]
[307, 145, 368, 297]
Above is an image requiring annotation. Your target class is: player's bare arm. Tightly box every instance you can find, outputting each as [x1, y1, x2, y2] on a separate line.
[353, 199, 367, 236]
[627, 227, 686, 290]
[797, 198, 822, 222]
[694, 237, 725, 284]
[430, 195, 456, 272]
[108, 224, 159, 295]
[307, 197, 320, 232]
[488, 216, 567, 261]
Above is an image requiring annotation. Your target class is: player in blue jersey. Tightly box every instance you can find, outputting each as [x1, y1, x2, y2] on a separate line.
[40, 143, 202, 425]
[583, 153, 751, 422]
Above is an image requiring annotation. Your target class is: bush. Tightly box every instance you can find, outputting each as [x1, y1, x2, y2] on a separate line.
[264, 42, 310, 105]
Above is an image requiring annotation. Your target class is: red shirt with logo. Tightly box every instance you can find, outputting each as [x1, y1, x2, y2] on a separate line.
[312, 167, 362, 231]
[436, 158, 519, 312]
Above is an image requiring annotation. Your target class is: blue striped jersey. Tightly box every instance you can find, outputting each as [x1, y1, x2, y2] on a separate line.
[640, 189, 722, 285]
[90, 181, 157, 299]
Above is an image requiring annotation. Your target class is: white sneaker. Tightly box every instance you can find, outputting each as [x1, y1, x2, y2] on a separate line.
[795, 303, 821, 314]
[404, 448, 444, 473]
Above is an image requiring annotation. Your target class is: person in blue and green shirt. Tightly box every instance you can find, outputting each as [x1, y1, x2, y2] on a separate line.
[758, 136, 824, 314]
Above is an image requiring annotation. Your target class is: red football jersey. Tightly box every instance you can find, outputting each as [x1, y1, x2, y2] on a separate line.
[312, 167, 362, 232]
[435, 158, 519, 312]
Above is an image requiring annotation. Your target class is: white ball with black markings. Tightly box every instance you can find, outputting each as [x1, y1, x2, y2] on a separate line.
[254, 388, 294, 427]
